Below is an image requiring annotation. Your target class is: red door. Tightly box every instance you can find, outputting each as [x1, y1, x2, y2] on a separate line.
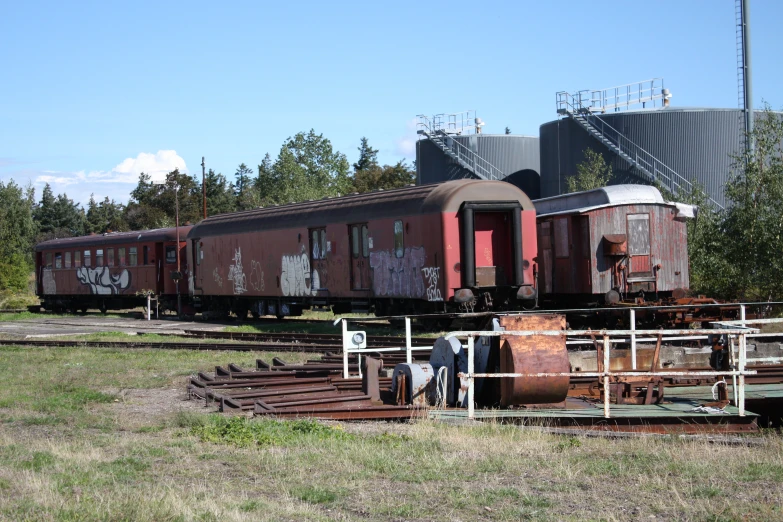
[349, 224, 370, 290]
[573, 216, 592, 293]
[473, 212, 512, 287]
[155, 243, 165, 294]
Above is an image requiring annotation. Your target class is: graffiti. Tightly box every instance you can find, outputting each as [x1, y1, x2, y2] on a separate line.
[422, 267, 443, 302]
[280, 247, 318, 297]
[42, 269, 56, 294]
[76, 267, 131, 295]
[368, 247, 426, 298]
[227, 247, 247, 295]
[213, 268, 223, 288]
[249, 260, 265, 292]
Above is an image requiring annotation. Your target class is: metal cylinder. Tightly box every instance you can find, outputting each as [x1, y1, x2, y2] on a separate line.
[498, 314, 570, 405]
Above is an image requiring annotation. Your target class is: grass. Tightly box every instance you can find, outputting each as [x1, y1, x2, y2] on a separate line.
[0, 343, 782, 521]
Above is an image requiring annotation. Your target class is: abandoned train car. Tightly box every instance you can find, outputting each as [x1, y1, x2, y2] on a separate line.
[533, 185, 695, 306]
[34, 227, 191, 313]
[186, 179, 538, 318]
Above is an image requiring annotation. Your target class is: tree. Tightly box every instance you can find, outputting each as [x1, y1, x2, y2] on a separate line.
[205, 169, 237, 216]
[254, 153, 276, 207]
[35, 186, 85, 240]
[566, 148, 613, 193]
[353, 137, 379, 173]
[125, 169, 202, 229]
[0, 180, 37, 290]
[353, 160, 416, 193]
[265, 130, 353, 204]
[234, 163, 254, 210]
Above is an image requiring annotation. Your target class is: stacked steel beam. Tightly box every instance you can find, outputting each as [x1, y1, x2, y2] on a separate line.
[187, 353, 418, 421]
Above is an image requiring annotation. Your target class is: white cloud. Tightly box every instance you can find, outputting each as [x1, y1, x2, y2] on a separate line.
[27, 150, 188, 205]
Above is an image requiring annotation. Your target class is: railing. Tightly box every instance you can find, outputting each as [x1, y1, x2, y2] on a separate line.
[417, 114, 505, 181]
[448, 327, 757, 420]
[557, 79, 666, 114]
[419, 111, 479, 135]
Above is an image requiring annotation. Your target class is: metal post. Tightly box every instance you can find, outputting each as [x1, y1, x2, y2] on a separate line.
[146, 294, 151, 321]
[741, 0, 754, 152]
[201, 156, 207, 219]
[175, 185, 181, 317]
[342, 319, 350, 379]
[729, 336, 739, 406]
[740, 304, 746, 323]
[738, 332, 746, 416]
[405, 317, 412, 364]
[630, 309, 637, 370]
[603, 335, 611, 418]
[467, 336, 475, 420]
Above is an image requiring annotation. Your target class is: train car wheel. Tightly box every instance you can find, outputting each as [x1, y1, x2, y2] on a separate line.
[99, 301, 107, 315]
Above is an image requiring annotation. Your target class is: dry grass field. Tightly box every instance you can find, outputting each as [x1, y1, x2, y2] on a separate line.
[1, 336, 782, 521]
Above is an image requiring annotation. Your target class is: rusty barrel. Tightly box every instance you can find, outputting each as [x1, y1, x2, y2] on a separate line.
[498, 314, 569, 406]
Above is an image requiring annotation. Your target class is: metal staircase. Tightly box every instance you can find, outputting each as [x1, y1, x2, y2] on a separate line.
[416, 111, 505, 181]
[556, 80, 723, 209]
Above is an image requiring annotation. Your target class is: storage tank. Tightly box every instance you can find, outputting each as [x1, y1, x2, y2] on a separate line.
[417, 134, 541, 199]
[539, 107, 777, 208]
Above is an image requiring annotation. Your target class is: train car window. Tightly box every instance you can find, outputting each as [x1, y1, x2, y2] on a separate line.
[96, 249, 104, 267]
[627, 214, 650, 256]
[55, 253, 62, 269]
[554, 218, 569, 258]
[361, 225, 369, 258]
[143, 246, 149, 265]
[351, 226, 359, 259]
[310, 228, 326, 259]
[166, 246, 177, 264]
[107, 248, 115, 267]
[45, 253, 52, 269]
[64, 252, 71, 268]
[394, 220, 404, 258]
[74, 251, 81, 268]
[118, 247, 126, 266]
[129, 247, 137, 266]
[84, 250, 91, 267]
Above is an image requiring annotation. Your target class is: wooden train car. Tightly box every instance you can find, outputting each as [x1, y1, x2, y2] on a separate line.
[186, 180, 537, 318]
[34, 227, 191, 313]
[533, 185, 695, 305]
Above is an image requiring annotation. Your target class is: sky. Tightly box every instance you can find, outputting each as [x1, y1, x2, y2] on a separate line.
[1, 0, 781, 207]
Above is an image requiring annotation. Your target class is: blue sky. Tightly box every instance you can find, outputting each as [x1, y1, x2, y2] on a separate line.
[1, 0, 781, 206]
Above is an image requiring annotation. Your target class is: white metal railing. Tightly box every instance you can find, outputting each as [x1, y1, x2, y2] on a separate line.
[446, 327, 758, 420]
[419, 111, 479, 135]
[556, 79, 666, 115]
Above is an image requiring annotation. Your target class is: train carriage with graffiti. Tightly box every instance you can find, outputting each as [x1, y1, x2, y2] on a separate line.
[34, 227, 191, 313]
[186, 180, 538, 318]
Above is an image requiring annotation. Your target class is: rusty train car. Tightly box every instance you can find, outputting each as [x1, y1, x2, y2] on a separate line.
[34, 227, 191, 313]
[533, 185, 695, 306]
[186, 180, 538, 318]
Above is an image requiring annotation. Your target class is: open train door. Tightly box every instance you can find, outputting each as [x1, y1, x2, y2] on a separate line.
[459, 201, 525, 296]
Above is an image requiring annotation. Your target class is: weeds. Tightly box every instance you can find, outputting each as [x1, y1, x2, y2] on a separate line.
[190, 416, 354, 447]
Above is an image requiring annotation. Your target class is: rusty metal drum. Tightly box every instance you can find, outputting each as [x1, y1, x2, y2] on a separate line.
[498, 314, 570, 406]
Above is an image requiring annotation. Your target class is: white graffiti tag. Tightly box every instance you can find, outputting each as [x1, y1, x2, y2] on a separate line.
[76, 267, 131, 295]
[213, 268, 223, 288]
[421, 267, 443, 302]
[227, 247, 247, 295]
[249, 260, 265, 292]
[281, 247, 318, 297]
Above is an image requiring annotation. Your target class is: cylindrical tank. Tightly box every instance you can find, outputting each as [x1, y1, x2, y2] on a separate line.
[417, 134, 541, 199]
[539, 108, 780, 207]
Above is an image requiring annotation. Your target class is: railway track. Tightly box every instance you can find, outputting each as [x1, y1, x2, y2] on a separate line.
[0, 339, 348, 352]
[178, 329, 433, 347]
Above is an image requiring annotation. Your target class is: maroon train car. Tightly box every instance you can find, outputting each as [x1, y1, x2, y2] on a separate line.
[34, 227, 191, 313]
[533, 185, 695, 305]
[186, 180, 537, 318]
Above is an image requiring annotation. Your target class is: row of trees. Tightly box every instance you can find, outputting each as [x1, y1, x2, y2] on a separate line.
[0, 132, 415, 292]
[565, 107, 783, 302]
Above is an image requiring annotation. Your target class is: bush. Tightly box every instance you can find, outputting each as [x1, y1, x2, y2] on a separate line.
[0, 253, 33, 292]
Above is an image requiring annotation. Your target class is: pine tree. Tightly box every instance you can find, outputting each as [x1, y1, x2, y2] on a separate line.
[353, 137, 379, 172]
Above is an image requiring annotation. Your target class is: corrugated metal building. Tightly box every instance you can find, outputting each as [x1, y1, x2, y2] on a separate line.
[539, 107, 774, 207]
[417, 134, 541, 199]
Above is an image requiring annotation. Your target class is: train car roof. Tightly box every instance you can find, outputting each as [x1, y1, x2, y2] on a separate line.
[188, 180, 535, 238]
[35, 226, 193, 251]
[533, 185, 690, 217]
